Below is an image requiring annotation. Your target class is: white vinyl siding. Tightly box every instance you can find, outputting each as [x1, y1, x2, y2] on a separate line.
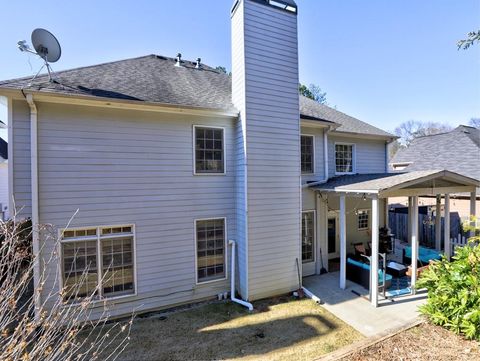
[32, 102, 234, 317]
[11, 100, 32, 218]
[234, 0, 301, 300]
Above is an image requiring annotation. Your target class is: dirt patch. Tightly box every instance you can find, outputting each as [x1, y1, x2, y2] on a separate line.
[341, 322, 480, 361]
[91, 296, 362, 361]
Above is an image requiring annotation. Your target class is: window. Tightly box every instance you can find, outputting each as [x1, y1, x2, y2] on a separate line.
[358, 210, 369, 230]
[61, 225, 135, 301]
[196, 218, 226, 283]
[194, 126, 225, 174]
[301, 135, 314, 174]
[335, 143, 354, 174]
[302, 211, 315, 263]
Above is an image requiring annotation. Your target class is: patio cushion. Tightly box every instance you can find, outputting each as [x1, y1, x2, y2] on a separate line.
[404, 246, 442, 264]
[347, 258, 392, 283]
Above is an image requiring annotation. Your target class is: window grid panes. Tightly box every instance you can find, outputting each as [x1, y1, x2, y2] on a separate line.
[102, 236, 134, 297]
[301, 135, 314, 174]
[62, 240, 98, 301]
[61, 226, 135, 301]
[196, 219, 225, 282]
[335, 144, 354, 173]
[195, 127, 224, 173]
[302, 211, 314, 263]
[358, 210, 369, 230]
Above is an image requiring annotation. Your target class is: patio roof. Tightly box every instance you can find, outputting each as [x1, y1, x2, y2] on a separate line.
[308, 170, 479, 198]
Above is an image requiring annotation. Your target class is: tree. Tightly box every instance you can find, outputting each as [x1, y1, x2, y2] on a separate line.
[0, 216, 132, 360]
[394, 120, 453, 147]
[457, 30, 480, 50]
[468, 118, 480, 129]
[299, 83, 327, 104]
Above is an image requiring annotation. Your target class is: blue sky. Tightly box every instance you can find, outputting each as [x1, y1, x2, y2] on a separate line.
[0, 0, 479, 140]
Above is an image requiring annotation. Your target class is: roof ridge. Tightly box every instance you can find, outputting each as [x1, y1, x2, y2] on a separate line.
[0, 54, 159, 86]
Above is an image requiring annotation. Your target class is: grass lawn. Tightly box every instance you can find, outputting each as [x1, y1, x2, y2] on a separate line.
[95, 296, 362, 361]
[341, 322, 480, 361]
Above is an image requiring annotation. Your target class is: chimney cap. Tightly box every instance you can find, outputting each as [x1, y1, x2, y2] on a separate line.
[249, 0, 297, 14]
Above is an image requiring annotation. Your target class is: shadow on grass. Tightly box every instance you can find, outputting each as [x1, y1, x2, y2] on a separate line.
[99, 297, 358, 361]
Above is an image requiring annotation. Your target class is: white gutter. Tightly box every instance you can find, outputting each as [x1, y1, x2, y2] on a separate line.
[26, 94, 40, 319]
[229, 240, 253, 311]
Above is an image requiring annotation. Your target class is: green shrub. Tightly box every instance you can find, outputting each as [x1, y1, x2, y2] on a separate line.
[417, 218, 480, 341]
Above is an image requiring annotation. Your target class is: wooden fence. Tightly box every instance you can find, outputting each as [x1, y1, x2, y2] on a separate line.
[388, 212, 462, 249]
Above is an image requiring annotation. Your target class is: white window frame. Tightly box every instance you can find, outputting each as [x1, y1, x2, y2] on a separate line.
[193, 125, 226, 176]
[334, 142, 356, 175]
[300, 134, 315, 175]
[357, 209, 370, 231]
[194, 217, 228, 285]
[301, 210, 316, 264]
[58, 224, 137, 304]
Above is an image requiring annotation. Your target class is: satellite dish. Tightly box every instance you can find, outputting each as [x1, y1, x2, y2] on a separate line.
[17, 28, 62, 82]
[31, 28, 61, 63]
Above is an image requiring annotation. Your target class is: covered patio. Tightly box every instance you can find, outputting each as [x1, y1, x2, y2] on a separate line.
[308, 169, 479, 308]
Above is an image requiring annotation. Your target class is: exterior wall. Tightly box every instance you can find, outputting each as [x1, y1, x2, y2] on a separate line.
[11, 100, 32, 219]
[323, 195, 386, 255]
[328, 134, 387, 177]
[232, 0, 301, 300]
[35, 102, 235, 316]
[0, 162, 8, 219]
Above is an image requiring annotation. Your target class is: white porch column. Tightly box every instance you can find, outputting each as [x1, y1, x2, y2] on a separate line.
[444, 194, 451, 260]
[384, 198, 389, 228]
[407, 199, 412, 243]
[410, 196, 419, 294]
[435, 195, 442, 251]
[339, 194, 347, 289]
[370, 197, 379, 307]
[471, 190, 477, 238]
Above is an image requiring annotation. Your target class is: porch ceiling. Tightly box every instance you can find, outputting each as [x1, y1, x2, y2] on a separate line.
[308, 170, 479, 198]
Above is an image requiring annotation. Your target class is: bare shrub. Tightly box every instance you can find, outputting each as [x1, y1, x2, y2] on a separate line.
[0, 214, 133, 361]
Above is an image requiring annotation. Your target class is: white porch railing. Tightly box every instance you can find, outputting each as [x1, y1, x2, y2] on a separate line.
[451, 234, 470, 256]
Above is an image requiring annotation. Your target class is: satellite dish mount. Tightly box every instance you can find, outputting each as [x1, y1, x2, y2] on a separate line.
[17, 28, 62, 83]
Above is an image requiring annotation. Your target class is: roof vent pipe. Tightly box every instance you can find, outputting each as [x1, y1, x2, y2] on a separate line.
[175, 53, 182, 67]
[195, 58, 202, 69]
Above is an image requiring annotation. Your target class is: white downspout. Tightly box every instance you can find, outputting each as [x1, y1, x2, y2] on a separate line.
[323, 127, 329, 180]
[26, 93, 40, 319]
[229, 240, 253, 311]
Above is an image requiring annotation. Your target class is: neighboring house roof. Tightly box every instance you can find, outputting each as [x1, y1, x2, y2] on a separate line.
[309, 170, 480, 195]
[391, 125, 480, 181]
[0, 54, 394, 138]
[0, 137, 7, 161]
[0, 120, 6, 129]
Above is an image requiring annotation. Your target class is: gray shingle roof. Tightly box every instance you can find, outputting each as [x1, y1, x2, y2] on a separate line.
[391, 126, 480, 181]
[300, 96, 394, 137]
[309, 170, 480, 194]
[0, 54, 393, 137]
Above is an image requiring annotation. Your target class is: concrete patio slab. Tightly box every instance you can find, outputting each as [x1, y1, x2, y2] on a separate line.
[303, 272, 426, 337]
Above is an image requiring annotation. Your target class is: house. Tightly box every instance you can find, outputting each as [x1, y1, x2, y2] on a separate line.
[0, 125, 8, 220]
[0, 0, 478, 318]
[389, 125, 480, 246]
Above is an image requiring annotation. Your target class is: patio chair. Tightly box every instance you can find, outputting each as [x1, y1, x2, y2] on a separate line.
[353, 242, 370, 259]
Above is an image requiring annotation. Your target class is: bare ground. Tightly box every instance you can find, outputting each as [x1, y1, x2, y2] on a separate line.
[341, 322, 480, 361]
[93, 296, 362, 361]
